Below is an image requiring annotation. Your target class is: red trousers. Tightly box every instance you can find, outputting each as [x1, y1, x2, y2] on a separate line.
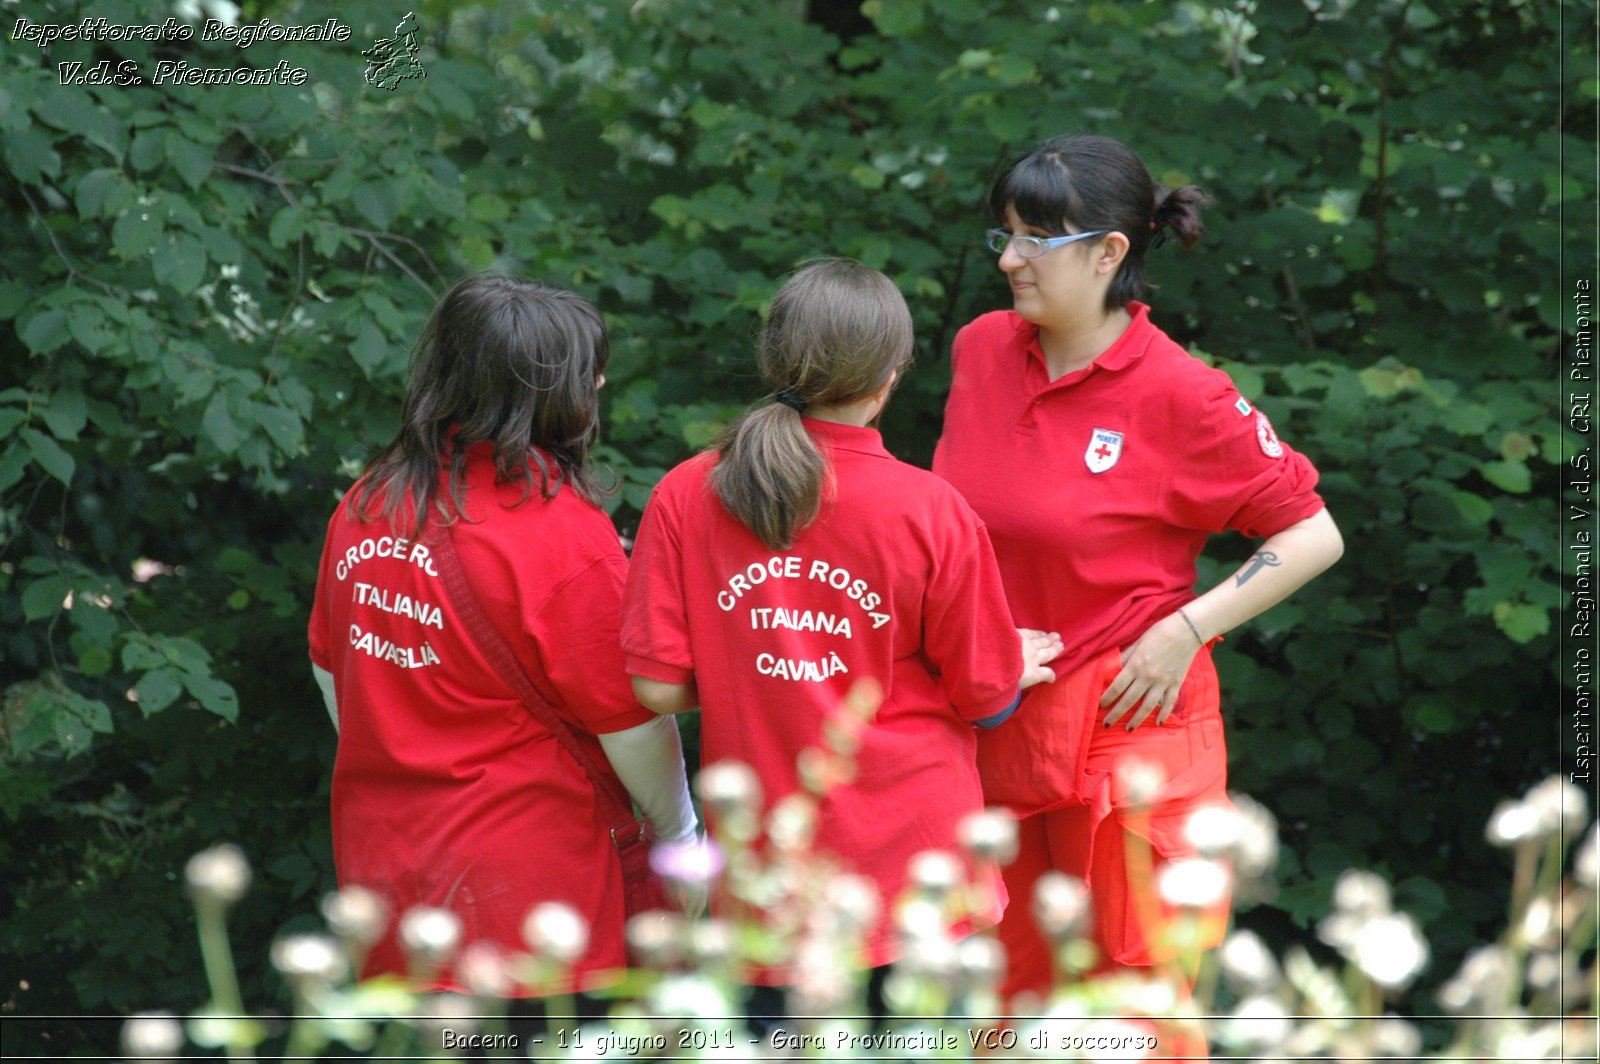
[978, 645, 1231, 998]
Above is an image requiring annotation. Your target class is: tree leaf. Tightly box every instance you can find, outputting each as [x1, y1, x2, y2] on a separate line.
[20, 428, 74, 484]
[135, 667, 184, 716]
[19, 309, 70, 354]
[184, 673, 239, 723]
[201, 392, 242, 455]
[21, 573, 69, 622]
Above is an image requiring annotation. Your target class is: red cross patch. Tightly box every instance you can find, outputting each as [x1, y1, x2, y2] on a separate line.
[1085, 428, 1123, 473]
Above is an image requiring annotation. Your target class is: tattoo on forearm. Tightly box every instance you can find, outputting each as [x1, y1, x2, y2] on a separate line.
[1235, 550, 1282, 588]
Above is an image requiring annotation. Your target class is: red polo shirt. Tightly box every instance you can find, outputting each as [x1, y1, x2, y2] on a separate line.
[622, 419, 1021, 972]
[933, 304, 1324, 678]
[308, 446, 654, 990]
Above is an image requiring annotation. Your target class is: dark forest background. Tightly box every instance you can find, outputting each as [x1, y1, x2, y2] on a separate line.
[0, 0, 1585, 1048]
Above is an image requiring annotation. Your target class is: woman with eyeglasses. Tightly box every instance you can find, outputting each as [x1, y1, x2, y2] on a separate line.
[932, 135, 1344, 1004]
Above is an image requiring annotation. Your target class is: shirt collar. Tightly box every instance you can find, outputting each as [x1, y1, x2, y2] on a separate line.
[1016, 301, 1156, 386]
[801, 417, 891, 458]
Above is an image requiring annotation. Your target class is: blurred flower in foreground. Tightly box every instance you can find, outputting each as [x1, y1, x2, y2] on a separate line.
[457, 941, 514, 999]
[185, 844, 252, 908]
[1217, 929, 1280, 995]
[122, 1011, 185, 1063]
[1033, 872, 1091, 941]
[270, 933, 348, 988]
[320, 885, 387, 951]
[1183, 803, 1243, 859]
[399, 906, 462, 969]
[1156, 858, 1230, 909]
[907, 850, 963, 901]
[1438, 944, 1514, 1014]
[1115, 758, 1165, 806]
[522, 902, 589, 964]
[651, 834, 724, 885]
[958, 809, 1019, 865]
[1318, 870, 1427, 990]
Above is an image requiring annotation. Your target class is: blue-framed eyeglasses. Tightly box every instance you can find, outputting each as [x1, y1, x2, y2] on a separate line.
[985, 228, 1107, 258]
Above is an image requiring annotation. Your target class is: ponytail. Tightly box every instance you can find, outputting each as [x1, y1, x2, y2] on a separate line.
[710, 403, 827, 550]
[708, 259, 913, 551]
[1152, 184, 1209, 251]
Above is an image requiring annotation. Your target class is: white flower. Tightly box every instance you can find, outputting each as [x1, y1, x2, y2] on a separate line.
[1438, 944, 1514, 1014]
[399, 906, 461, 966]
[695, 761, 762, 818]
[907, 850, 964, 898]
[121, 1011, 184, 1061]
[685, 919, 734, 966]
[954, 935, 1005, 990]
[1486, 798, 1551, 847]
[1331, 870, 1390, 916]
[1218, 929, 1280, 994]
[522, 902, 589, 963]
[766, 795, 816, 853]
[457, 941, 513, 998]
[1369, 1015, 1421, 1058]
[1346, 911, 1428, 989]
[185, 844, 251, 906]
[1229, 793, 1280, 879]
[625, 910, 684, 969]
[958, 809, 1019, 865]
[823, 874, 880, 934]
[1032, 872, 1091, 940]
[649, 973, 737, 1019]
[1516, 896, 1560, 951]
[1219, 995, 1291, 1051]
[1114, 758, 1165, 806]
[1523, 775, 1588, 833]
[270, 933, 348, 985]
[320, 885, 387, 946]
[651, 835, 724, 884]
[1183, 803, 1244, 858]
[1156, 858, 1230, 909]
[894, 896, 947, 941]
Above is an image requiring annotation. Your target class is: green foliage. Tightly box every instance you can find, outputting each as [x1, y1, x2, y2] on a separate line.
[0, 0, 1576, 1049]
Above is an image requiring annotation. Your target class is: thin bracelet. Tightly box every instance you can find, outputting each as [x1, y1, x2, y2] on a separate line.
[1177, 607, 1205, 647]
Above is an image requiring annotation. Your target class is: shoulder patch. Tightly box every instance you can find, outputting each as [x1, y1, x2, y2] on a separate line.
[1255, 411, 1283, 458]
[1235, 397, 1253, 417]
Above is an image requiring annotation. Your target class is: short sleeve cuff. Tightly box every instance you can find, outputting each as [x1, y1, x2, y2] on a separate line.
[625, 653, 695, 686]
[587, 704, 659, 735]
[1244, 493, 1327, 540]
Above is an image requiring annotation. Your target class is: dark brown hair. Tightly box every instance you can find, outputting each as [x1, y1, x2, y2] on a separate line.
[354, 273, 609, 537]
[988, 134, 1211, 310]
[709, 259, 913, 550]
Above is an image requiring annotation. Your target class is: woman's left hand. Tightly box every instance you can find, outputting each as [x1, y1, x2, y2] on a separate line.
[1099, 612, 1201, 730]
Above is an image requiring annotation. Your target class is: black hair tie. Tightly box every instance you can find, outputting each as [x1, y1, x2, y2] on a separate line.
[774, 389, 807, 412]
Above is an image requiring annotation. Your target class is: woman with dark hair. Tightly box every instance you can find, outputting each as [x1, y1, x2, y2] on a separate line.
[933, 135, 1344, 1001]
[620, 259, 1061, 1005]
[308, 273, 697, 993]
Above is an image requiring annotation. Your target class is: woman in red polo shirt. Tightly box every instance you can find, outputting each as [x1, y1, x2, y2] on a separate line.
[933, 135, 1344, 1000]
[308, 274, 697, 994]
[621, 259, 1061, 1003]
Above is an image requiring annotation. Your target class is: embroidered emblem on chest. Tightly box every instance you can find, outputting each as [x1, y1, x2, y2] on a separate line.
[1255, 411, 1284, 458]
[1085, 428, 1124, 474]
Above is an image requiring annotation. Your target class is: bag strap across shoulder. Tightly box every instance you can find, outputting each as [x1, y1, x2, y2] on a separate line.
[432, 525, 641, 839]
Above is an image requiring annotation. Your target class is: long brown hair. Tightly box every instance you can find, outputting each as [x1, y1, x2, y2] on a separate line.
[709, 259, 913, 550]
[353, 273, 610, 537]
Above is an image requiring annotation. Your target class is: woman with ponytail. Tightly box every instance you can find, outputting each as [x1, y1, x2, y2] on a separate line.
[933, 135, 1344, 1002]
[622, 259, 1061, 999]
